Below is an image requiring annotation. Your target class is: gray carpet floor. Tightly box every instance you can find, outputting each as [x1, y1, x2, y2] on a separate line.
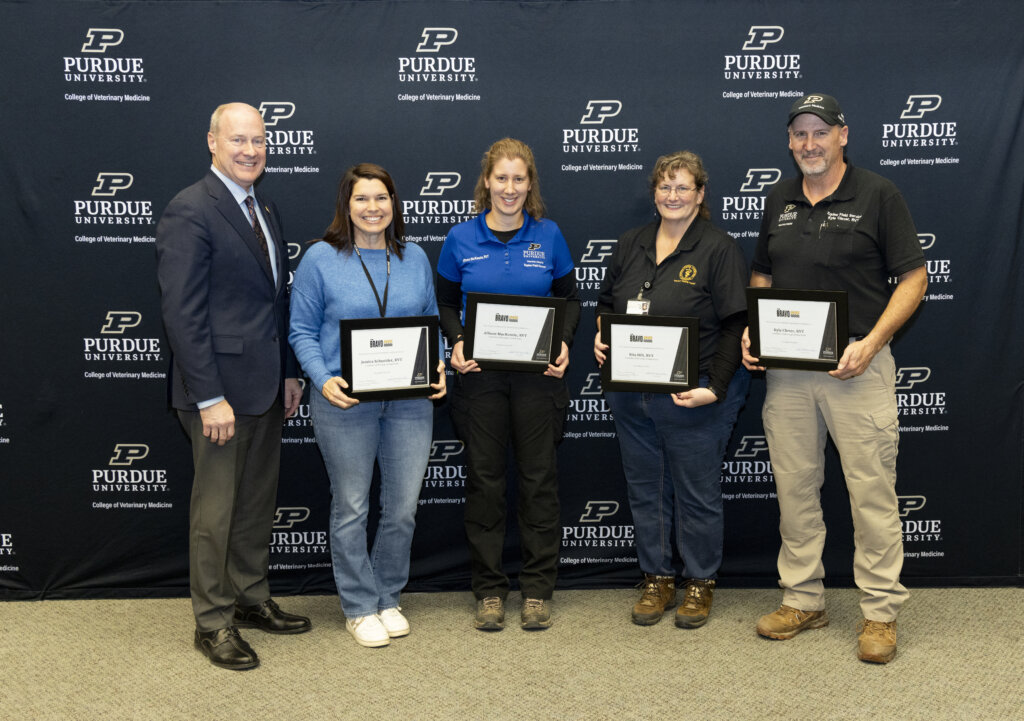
[1, 587, 1021, 720]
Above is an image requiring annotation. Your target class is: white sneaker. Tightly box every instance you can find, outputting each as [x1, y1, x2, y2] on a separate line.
[346, 614, 390, 647]
[378, 607, 410, 637]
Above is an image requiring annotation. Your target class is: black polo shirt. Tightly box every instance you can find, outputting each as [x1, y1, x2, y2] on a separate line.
[752, 161, 925, 336]
[597, 216, 748, 374]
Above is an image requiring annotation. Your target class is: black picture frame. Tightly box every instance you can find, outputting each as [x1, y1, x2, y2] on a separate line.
[339, 315, 440, 400]
[746, 287, 849, 371]
[599, 313, 700, 393]
[464, 292, 567, 372]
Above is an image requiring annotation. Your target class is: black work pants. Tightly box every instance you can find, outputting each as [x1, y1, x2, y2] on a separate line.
[452, 370, 568, 600]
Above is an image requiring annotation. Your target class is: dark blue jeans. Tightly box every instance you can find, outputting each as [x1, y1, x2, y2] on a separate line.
[605, 370, 749, 579]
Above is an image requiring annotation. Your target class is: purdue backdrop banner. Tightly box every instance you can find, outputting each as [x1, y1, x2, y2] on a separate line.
[1, 0, 1022, 599]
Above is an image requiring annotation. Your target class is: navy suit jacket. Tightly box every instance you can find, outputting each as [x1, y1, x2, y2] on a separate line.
[156, 170, 296, 416]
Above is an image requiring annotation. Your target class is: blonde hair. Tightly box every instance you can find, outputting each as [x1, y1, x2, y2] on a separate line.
[473, 137, 546, 219]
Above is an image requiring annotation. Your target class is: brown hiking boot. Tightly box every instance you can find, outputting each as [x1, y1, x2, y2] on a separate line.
[756, 604, 829, 639]
[474, 596, 505, 631]
[857, 619, 897, 663]
[675, 578, 715, 629]
[631, 574, 676, 625]
[521, 598, 552, 630]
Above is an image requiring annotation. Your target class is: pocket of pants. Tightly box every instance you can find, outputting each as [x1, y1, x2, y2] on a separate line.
[870, 404, 900, 474]
[871, 405, 898, 433]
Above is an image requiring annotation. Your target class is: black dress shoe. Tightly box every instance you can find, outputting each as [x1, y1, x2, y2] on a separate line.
[194, 627, 259, 671]
[234, 598, 312, 634]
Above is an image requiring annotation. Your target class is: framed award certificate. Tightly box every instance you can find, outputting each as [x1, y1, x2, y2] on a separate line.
[339, 315, 440, 400]
[464, 293, 567, 372]
[599, 314, 700, 393]
[746, 287, 849, 371]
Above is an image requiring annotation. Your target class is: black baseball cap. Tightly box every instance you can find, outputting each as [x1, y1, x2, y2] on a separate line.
[788, 94, 846, 126]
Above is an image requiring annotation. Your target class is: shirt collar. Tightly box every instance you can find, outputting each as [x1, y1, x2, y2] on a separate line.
[475, 210, 533, 244]
[210, 164, 255, 206]
[785, 159, 857, 205]
[638, 216, 707, 257]
[831, 160, 856, 201]
[675, 215, 708, 253]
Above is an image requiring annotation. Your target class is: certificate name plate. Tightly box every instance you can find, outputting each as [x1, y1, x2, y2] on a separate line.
[746, 287, 849, 371]
[339, 315, 439, 400]
[599, 314, 700, 393]
[464, 293, 567, 372]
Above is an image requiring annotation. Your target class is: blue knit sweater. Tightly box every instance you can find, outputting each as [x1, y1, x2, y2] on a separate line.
[289, 240, 438, 391]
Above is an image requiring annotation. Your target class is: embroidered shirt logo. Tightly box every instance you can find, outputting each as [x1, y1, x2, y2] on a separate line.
[675, 264, 698, 285]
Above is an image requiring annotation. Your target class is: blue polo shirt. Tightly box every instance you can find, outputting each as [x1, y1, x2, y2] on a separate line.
[437, 211, 575, 314]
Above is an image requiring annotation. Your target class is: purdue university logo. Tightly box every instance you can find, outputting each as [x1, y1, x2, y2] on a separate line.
[81, 28, 124, 53]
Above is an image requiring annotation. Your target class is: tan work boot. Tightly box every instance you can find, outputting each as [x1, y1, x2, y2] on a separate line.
[756, 604, 829, 639]
[857, 619, 897, 663]
[631, 574, 676, 625]
[675, 578, 715, 629]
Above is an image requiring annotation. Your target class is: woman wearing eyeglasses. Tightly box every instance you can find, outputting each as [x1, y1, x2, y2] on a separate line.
[594, 150, 750, 630]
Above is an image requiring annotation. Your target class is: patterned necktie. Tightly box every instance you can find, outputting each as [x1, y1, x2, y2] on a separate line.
[244, 196, 274, 279]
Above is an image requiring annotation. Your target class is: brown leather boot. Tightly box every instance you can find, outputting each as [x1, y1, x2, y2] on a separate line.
[675, 578, 716, 628]
[756, 605, 829, 639]
[631, 574, 676, 625]
[857, 619, 897, 663]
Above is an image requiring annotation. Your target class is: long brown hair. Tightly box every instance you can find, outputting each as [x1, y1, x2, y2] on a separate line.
[321, 163, 406, 259]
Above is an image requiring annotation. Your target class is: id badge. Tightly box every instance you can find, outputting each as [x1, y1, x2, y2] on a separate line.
[626, 298, 651, 315]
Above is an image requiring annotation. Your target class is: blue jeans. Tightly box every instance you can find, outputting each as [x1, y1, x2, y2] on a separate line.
[605, 370, 749, 579]
[311, 391, 432, 617]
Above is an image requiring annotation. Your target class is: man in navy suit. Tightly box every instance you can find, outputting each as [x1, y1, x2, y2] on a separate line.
[156, 102, 310, 671]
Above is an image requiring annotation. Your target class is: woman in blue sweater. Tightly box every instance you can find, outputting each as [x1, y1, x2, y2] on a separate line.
[289, 163, 446, 648]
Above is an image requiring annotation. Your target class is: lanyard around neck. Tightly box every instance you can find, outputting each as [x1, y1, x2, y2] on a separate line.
[352, 244, 390, 318]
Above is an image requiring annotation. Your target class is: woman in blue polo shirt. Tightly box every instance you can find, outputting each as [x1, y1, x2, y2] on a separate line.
[594, 150, 750, 630]
[436, 138, 580, 631]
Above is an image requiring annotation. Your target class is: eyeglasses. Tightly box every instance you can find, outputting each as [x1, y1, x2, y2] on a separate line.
[656, 185, 696, 197]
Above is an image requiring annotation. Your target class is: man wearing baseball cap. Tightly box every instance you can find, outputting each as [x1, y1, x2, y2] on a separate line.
[741, 94, 928, 663]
